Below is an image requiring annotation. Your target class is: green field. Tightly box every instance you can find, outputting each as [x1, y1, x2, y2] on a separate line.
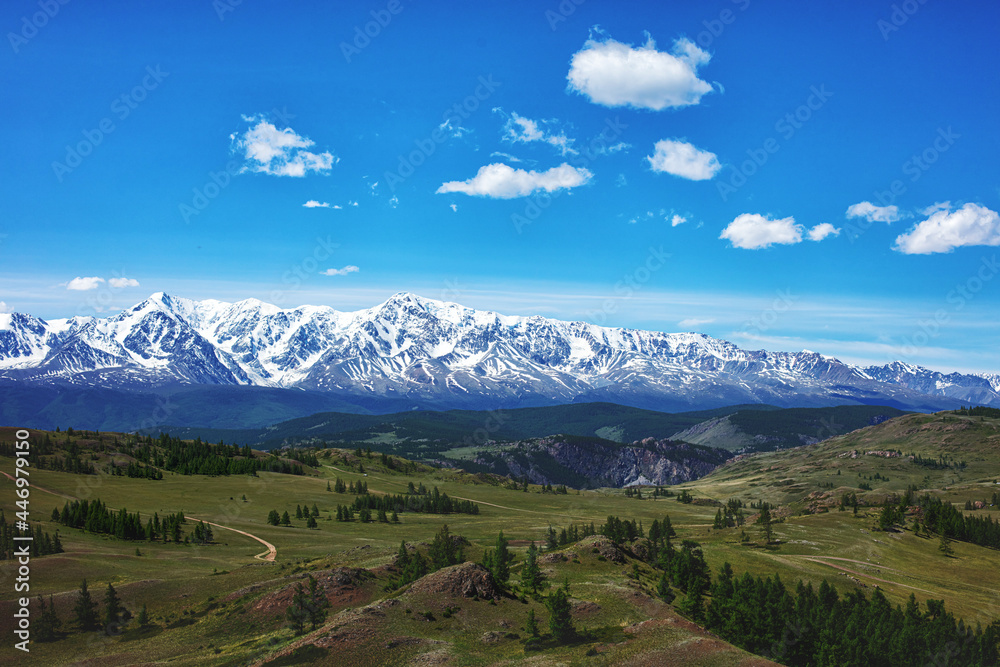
[1, 411, 999, 665]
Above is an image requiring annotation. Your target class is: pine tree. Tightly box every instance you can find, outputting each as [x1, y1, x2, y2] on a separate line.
[521, 542, 544, 594]
[295, 505, 303, 520]
[311, 504, 319, 517]
[525, 608, 539, 637]
[305, 574, 330, 630]
[306, 515, 318, 529]
[286, 582, 308, 635]
[757, 506, 774, 545]
[267, 509, 280, 526]
[326, 481, 332, 492]
[103, 582, 125, 635]
[390, 510, 399, 523]
[482, 531, 513, 585]
[73, 579, 99, 631]
[939, 533, 954, 557]
[657, 571, 675, 603]
[281, 511, 291, 526]
[545, 579, 574, 642]
[36, 595, 61, 642]
[137, 604, 149, 627]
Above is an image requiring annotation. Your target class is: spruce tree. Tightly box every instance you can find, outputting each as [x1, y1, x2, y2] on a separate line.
[521, 542, 544, 594]
[137, 604, 149, 627]
[286, 582, 308, 635]
[545, 579, 574, 642]
[281, 511, 291, 526]
[73, 579, 99, 631]
[305, 575, 330, 630]
[103, 582, 124, 635]
[525, 608, 539, 637]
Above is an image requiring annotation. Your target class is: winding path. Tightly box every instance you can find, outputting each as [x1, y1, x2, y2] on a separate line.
[0, 469, 77, 500]
[187, 517, 277, 562]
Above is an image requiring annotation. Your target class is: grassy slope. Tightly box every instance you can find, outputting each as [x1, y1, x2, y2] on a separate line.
[1, 412, 998, 664]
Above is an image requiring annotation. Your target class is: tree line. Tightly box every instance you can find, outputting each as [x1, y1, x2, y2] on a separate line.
[53, 498, 190, 543]
[0, 512, 63, 559]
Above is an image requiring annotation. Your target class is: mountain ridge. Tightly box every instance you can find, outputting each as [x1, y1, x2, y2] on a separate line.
[1, 292, 998, 420]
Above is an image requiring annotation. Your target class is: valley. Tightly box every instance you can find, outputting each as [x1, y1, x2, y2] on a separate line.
[1, 407, 998, 665]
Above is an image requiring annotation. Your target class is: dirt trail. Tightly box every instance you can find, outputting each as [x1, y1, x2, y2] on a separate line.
[0, 470, 77, 500]
[772, 553, 934, 594]
[187, 517, 277, 562]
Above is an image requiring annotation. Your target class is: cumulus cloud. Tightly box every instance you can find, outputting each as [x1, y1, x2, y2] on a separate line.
[500, 111, 576, 155]
[720, 214, 803, 250]
[671, 214, 687, 227]
[231, 115, 337, 177]
[646, 139, 720, 181]
[303, 200, 339, 208]
[846, 201, 901, 223]
[567, 34, 713, 110]
[678, 317, 714, 328]
[321, 265, 360, 276]
[893, 203, 1000, 254]
[66, 276, 105, 291]
[108, 277, 140, 288]
[807, 223, 840, 241]
[0, 302, 9, 313]
[436, 163, 592, 199]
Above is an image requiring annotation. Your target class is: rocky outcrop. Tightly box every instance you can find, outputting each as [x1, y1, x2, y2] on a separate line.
[472, 436, 729, 488]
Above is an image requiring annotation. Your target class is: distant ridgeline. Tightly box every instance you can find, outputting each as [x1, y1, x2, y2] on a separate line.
[0, 429, 318, 477]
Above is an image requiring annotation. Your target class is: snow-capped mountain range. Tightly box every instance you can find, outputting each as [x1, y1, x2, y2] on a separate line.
[1, 292, 998, 413]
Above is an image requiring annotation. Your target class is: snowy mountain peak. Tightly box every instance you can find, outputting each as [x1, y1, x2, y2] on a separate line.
[0, 292, 997, 412]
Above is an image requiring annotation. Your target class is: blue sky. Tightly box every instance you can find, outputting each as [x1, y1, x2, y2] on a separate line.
[2, 0, 999, 374]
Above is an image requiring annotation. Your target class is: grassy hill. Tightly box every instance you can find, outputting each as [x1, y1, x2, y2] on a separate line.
[2, 411, 999, 665]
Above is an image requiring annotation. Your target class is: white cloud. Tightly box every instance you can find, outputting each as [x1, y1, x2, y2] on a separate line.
[615, 173, 627, 187]
[66, 276, 105, 291]
[846, 201, 901, 223]
[671, 214, 687, 227]
[807, 223, 840, 241]
[678, 317, 714, 328]
[646, 139, 720, 181]
[438, 119, 471, 139]
[303, 200, 334, 208]
[231, 115, 337, 177]
[389, 195, 399, 209]
[0, 302, 9, 313]
[490, 151, 525, 164]
[893, 203, 1000, 254]
[720, 214, 803, 250]
[450, 204, 458, 212]
[567, 35, 713, 110]
[108, 277, 140, 288]
[500, 111, 576, 156]
[348, 201, 358, 207]
[321, 265, 360, 276]
[436, 163, 592, 199]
